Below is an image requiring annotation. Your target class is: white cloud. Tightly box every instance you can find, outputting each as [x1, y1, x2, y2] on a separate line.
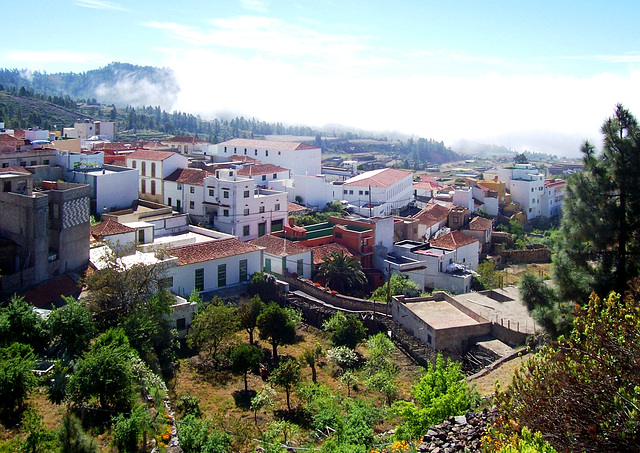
[2, 49, 112, 72]
[74, 0, 130, 11]
[239, 0, 267, 12]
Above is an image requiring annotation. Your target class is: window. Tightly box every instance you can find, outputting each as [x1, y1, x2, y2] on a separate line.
[168, 197, 172, 206]
[151, 162, 156, 177]
[297, 259, 304, 276]
[359, 190, 363, 195]
[239, 259, 248, 281]
[259, 206, 265, 213]
[189, 201, 195, 209]
[224, 146, 227, 152]
[151, 180, 156, 195]
[265, 258, 271, 272]
[176, 318, 186, 330]
[244, 148, 247, 155]
[19, 162, 26, 167]
[255, 149, 258, 156]
[427, 334, 432, 345]
[278, 151, 281, 155]
[223, 209, 229, 217]
[141, 161, 146, 176]
[132, 161, 136, 169]
[365, 191, 369, 195]
[190, 186, 195, 194]
[234, 147, 237, 154]
[218, 264, 226, 287]
[349, 190, 353, 195]
[243, 225, 250, 236]
[209, 189, 214, 196]
[43, 160, 49, 165]
[265, 150, 269, 156]
[30, 160, 36, 166]
[262, 175, 267, 181]
[273, 173, 277, 179]
[343, 190, 348, 195]
[159, 276, 173, 289]
[275, 203, 280, 211]
[141, 179, 146, 194]
[195, 268, 204, 292]
[531, 188, 534, 192]
[223, 190, 229, 198]
[244, 208, 249, 216]
[177, 183, 182, 190]
[244, 190, 250, 198]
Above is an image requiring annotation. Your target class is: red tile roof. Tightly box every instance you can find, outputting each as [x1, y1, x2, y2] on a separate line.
[310, 243, 353, 265]
[165, 168, 212, 186]
[249, 235, 310, 256]
[0, 134, 25, 147]
[413, 181, 436, 191]
[90, 219, 136, 238]
[544, 179, 567, 189]
[170, 238, 262, 265]
[343, 168, 413, 188]
[237, 163, 290, 177]
[467, 216, 493, 231]
[413, 203, 450, 227]
[430, 230, 479, 250]
[0, 166, 31, 174]
[126, 149, 177, 161]
[164, 136, 208, 145]
[21, 275, 82, 309]
[218, 138, 319, 151]
[288, 202, 306, 213]
[230, 155, 261, 163]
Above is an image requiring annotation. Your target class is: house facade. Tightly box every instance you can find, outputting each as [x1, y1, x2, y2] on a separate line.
[341, 168, 413, 217]
[163, 168, 212, 222]
[237, 163, 291, 187]
[498, 164, 546, 220]
[125, 150, 189, 204]
[540, 179, 567, 218]
[249, 234, 313, 279]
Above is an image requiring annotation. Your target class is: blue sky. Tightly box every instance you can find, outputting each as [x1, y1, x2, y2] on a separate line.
[4, 0, 640, 156]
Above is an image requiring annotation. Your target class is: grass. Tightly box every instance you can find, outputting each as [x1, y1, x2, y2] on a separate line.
[469, 352, 533, 397]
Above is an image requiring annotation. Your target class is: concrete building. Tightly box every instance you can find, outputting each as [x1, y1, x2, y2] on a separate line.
[540, 179, 567, 218]
[162, 136, 209, 155]
[125, 150, 189, 204]
[461, 216, 493, 253]
[412, 203, 450, 240]
[0, 171, 90, 292]
[202, 168, 288, 241]
[237, 163, 291, 187]
[249, 234, 313, 279]
[66, 120, 116, 141]
[213, 138, 321, 177]
[341, 168, 413, 217]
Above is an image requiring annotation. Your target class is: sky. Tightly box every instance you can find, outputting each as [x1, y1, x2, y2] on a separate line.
[4, 0, 640, 156]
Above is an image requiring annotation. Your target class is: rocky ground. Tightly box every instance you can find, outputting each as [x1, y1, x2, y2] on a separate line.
[417, 407, 497, 453]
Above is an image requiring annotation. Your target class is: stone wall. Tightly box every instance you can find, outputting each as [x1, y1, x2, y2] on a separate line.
[500, 246, 551, 264]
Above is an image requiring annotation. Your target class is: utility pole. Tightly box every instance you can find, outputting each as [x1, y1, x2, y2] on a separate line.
[386, 261, 392, 309]
[368, 185, 372, 217]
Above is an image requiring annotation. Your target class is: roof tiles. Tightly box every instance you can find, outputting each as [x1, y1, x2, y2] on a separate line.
[430, 230, 479, 250]
[170, 238, 262, 265]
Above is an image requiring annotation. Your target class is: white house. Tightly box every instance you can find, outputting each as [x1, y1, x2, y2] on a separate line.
[540, 179, 567, 218]
[125, 150, 189, 204]
[202, 168, 288, 241]
[66, 120, 116, 141]
[163, 168, 212, 222]
[162, 136, 209, 155]
[412, 203, 450, 240]
[461, 216, 493, 253]
[429, 230, 481, 269]
[341, 168, 413, 217]
[213, 139, 321, 177]
[168, 238, 263, 296]
[237, 163, 291, 187]
[498, 164, 545, 220]
[90, 219, 137, 250]
[249, 234, 313, 279]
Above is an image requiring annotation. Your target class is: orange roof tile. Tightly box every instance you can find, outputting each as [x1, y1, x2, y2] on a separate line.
[164, 136, 208, 145]
[430, 230, 479, 250]
[413, 203, 450, 227]
[126, 149, 177, 161]
[310, 243, 353, 265]
[237, 163, 290, 177]
[0, 134, 25, 147]
[90, 219, 136, 238]
[21, 275, 82, 309]
[249, 235, 310, 256]
[218, 138, 319, 151]
[170, 238, 262, 265]
[0, 166, 31, 174]
[165, 168, 211, 186]
[288, 202, 306, 213]
[229, 155, 261, 163]
[467, 216, 493, 231]
[343, 168, 413, 188]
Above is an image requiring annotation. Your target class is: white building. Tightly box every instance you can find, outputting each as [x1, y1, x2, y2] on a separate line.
[341, 168, 413, 217]
[168, 238, 263, 296]
[540, 179, 567, 218]
[162, 136, 210, 155]
[498, 164, 545, 220]
[125, 150, 189, 204]
[163, 168, 212, 222]
[249, 234, 313, 279]
[237, 163, 291, 187]
[202, 168, 288, 241]
[213, 139, 321, 177]
[66, 120, 116, 141]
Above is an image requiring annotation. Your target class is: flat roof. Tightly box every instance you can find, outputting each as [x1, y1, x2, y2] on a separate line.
[405, 300, 480, 330]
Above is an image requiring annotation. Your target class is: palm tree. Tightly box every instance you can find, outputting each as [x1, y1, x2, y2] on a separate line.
[317, 251, 367, 295]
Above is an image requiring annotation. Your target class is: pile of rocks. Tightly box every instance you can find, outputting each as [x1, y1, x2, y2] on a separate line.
[417, 407, 497, 453]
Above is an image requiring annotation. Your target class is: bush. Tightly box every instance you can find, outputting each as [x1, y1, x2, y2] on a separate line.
[323, 312, 367, 349]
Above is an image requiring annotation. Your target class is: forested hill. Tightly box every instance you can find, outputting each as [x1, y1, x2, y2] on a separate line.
[0, 62, 462, 164]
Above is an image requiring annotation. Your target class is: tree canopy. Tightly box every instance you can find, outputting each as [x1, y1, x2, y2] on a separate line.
[256, 302, 297, 360]
[317, 251, 367, 296]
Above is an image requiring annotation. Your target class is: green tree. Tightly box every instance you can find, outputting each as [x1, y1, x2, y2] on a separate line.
[0, 295, 49, 352]
[187, 298, 238, 368]
[494, 290, 640, 452]
[514, 153, 528, 164]
[300, 343, 323, 384]
[111, 404, 153, 453]
[519, 273, 572, 337]
[338, 371, 358, 398]
[0, 343, 37, 420]
[248, 272, 280, 304]
[392, 354, 479, 440]
[57, 414, 98, 453]
[370, 274, 421, 302]
[317, 251, 367, 296]
[270, 358, 301, 411]
[475, 260, 502, 290]
[322, 312, 367, 349]
[48, 297, 95, 360]
[67, 328, 136, 411]
[20, 409, 59, 453]
[178, 414, 232, 453]
[229, 343, 263, 392]
[238, 295, 264, 345]
[256, 302, 296, 360]
[364, 333, 399, 406]
[555, 105, 640, 302]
